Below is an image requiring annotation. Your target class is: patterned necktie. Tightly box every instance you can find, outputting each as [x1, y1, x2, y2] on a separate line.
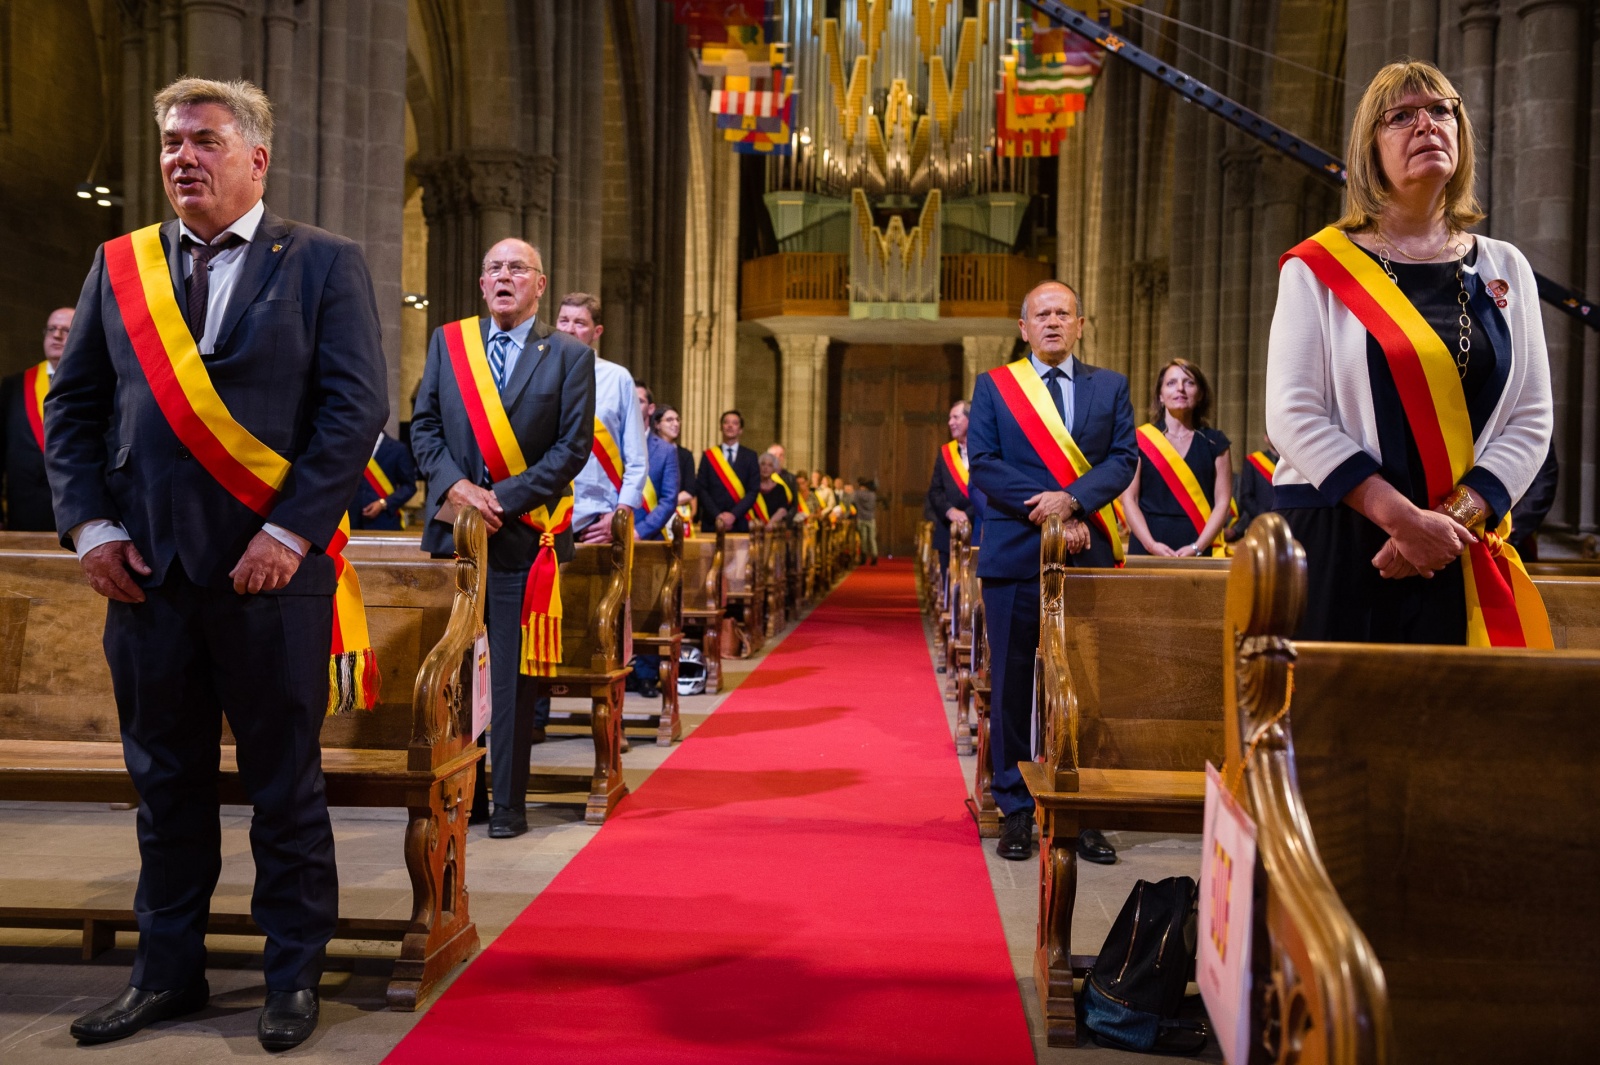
[184, 233, 243, 341]
[1044, 367, 1068, 426]
[488, 334, 510, 391]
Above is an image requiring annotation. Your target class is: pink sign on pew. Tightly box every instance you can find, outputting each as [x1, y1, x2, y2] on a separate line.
[1198, 762, 1256, 1065]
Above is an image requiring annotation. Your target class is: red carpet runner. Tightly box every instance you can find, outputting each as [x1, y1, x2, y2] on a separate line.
[384, 560, 1034, 1064]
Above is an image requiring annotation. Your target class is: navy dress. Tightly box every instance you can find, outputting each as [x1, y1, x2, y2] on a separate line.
[1128, 425, 1230, 553]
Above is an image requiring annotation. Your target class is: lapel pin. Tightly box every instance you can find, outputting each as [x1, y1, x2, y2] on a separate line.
[271, 243, 283, 253]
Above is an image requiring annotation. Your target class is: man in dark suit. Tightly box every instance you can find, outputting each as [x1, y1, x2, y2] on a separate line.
[0, 307, 73, 530]
[926, 400, 974, 570]
[45, 78, 388, 1049]
[409, 237, 595, 841]
[348, 430, 418, 530]
[696, 409, 760, 533]
[968, 280, 1136, 864]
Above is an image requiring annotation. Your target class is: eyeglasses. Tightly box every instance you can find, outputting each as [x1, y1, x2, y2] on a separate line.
[44, 326, 71, 337]
[482, 261, 542, 278]
[1380, 98, 1460, 131]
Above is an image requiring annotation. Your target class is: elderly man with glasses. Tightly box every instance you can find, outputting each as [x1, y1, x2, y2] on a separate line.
[1, 307, 73, 530]
[410, 238, 597, 840]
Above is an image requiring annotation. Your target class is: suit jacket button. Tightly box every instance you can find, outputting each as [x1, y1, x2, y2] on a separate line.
[177, 446, 191, 459]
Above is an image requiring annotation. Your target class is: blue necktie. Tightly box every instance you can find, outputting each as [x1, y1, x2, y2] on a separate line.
[1044, 367, 1068, 427]
[488, 334, 510, 391]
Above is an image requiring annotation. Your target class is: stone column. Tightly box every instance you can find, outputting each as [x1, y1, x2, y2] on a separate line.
[960, 336, 1016, 400]
[775, 335, 830, 474]
[414, 149, 544, 327]
[679, 70, 740, 455]
[1515, 0, 1585, 526]
[181, 0, 246, 79]
[1458, 1, 1501, 211]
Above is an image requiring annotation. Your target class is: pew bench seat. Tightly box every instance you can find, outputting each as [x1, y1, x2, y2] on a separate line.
[0, 513, 493, 1010]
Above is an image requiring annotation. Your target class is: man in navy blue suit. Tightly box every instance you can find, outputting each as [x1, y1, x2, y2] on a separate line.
[46, 78, 388, 1048]
[968, 281, 1136, 864]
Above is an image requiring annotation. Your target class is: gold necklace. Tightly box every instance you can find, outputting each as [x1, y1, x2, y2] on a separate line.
[1375, 248, 1474, 380]
[1375, 225, 1460, 263]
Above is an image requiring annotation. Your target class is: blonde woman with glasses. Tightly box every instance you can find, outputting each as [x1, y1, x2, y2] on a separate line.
[1266, 60, 1552, 647]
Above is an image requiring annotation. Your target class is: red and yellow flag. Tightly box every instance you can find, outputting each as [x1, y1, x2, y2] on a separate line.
[362, 455, 394, 499]
[705, 446, 746, 500]
[22, 361, 48, 452]
[1283, 227, 1551, 647]
[1135, 424, 1228, 556]
[442, 317, 575, 675]
[940, 439, 969, 497]
[1246, 450, 1277, 481]
[105, 225, 379, 713]
[989, 359, 1124, 563]
[591, 417, 624, 491]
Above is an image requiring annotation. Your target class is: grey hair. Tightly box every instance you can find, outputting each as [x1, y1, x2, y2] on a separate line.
[154, 77, 274, 152]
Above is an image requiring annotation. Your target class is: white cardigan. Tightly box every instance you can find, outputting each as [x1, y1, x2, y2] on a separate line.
[1264, 234, 1552, 514]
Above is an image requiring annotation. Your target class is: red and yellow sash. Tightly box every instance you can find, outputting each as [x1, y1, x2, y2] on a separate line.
[1283, 227, 1551, 648]
[705, 446, 746, 500]
[676, 501, 695, 535]
[1135, 424, 1228, 556]
[989, 359, 1124, 562]
[591, 417, 624, 491]
[362, 454, 395, 499]
[105, 225, 378, 712]
[640, 472, 658, 512]
[940, 439, 969, 497]
[22, 361, 48, 452]
[753, 493, 773, 523]
[1246, 450, 1277, 481]
[442, 317, 575, 675]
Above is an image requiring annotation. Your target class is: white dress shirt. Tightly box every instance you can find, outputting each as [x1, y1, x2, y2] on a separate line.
[71, 200, 309, 560]
[573, 356, 649, 529]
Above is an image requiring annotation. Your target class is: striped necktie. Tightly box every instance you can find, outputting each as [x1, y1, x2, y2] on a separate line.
[488, 333, 511, 391]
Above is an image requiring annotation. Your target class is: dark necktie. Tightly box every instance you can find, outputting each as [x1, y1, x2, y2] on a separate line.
[488, 334, 511, 391]
[1044, 367, 1068, 426]
[184, 234, 243, 341]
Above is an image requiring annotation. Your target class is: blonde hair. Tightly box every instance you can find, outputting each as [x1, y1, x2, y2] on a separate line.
[154, 77, 274, 152]
[1337, 60, 1483, 233]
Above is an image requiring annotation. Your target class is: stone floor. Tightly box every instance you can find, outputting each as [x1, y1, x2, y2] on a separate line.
[0, 594, 1217, 1063]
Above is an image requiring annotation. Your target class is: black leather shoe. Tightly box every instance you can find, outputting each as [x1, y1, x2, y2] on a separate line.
[488, 807, 527, 839]
[996, 809, 1034, 861]
[258, 988, 319, 1050]
[70, 981, 209, 1044]
[1078, 828, 1117, 865]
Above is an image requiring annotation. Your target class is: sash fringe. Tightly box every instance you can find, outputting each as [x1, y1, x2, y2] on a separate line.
[327, 647, 381, 717]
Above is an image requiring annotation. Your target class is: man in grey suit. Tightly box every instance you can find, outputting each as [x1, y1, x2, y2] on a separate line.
[46, 78, 388, 1049]
[409, 238, 595, 841]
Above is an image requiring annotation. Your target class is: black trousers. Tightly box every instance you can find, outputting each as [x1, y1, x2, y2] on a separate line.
[473, 565, 551, 815]
[981, 577, 1040, 816]
[104, 563, 336, 991]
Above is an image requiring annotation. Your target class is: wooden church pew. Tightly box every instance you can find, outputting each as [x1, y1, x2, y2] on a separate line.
[628, 514, 685, 746]
[1017, 523, 1600, 1045]
[680, 529, 726, 693]
[529, 507, 634, 824]
[0, 510, 491, 1010]
[1227, 515, 1600, 1064]
[721, 528, 765, 658]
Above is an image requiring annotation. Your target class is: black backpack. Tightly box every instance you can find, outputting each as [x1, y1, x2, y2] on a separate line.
[1082, 875, 1209, 1054]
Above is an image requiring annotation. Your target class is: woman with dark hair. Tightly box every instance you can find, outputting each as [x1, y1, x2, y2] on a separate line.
[1119, 359, 1233, 557]
[651, 404, 697, 531]
[1267, 60, 1552, 645]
